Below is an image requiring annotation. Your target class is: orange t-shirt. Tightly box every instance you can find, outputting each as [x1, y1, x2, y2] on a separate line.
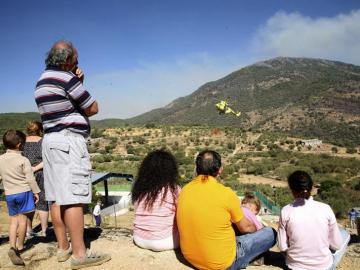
[177, 175, 244, 270]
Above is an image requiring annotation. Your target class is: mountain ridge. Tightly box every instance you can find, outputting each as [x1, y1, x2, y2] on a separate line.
[125, 57, 360, 146]
[1, 57, 359, 146]
[128, 56, 360, 125]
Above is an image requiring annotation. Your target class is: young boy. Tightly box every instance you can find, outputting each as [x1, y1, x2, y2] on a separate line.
[0, 130, 40, 265]
[241, 192, 263, 230]
[93, 201, 102, 227]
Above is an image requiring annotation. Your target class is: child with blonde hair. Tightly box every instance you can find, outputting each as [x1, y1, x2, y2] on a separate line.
[241, 192, 263, 230]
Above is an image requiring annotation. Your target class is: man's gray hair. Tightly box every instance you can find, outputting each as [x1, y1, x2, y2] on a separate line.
[45, 40, 74, 68]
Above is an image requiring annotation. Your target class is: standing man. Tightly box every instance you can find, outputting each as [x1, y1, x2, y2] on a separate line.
[35, 40, 110, 269]
[177, 150, 276, 270]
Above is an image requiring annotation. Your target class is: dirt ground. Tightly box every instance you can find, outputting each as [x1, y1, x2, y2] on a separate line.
[0, 210, 359, 270]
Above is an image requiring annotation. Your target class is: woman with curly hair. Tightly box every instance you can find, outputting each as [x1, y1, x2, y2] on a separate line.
[278, 170, 350, 270]
[132, 149, 181, 251]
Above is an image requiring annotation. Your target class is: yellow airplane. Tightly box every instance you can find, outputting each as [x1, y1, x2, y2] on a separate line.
[215, 100, 241, 117]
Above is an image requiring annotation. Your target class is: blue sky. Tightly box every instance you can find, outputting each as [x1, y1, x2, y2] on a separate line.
[1, 0, 360, 119]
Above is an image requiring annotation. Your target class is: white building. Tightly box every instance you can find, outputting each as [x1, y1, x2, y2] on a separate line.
[301, 139, 322, 147]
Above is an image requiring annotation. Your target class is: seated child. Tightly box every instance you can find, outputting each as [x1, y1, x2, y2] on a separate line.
[0, 130, 40, 265]
[241, 192, 263, 230]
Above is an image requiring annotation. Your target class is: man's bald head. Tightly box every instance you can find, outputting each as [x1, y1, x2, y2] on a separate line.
[196, 150, 222, 177]
[45, 40, 77, 71]
[52, 40, 72, 50]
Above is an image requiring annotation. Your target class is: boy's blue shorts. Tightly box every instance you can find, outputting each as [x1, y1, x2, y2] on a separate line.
[5, 191, 35, 216]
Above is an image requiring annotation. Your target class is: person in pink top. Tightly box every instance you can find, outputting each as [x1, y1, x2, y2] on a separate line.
[132, 149, 181, 251]
[241, 192, 263, 231]
[278, 171, 350, 270]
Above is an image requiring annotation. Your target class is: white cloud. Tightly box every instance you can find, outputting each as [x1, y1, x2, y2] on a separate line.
[252, 9, 360, 64]
[87, 53, 243, 119]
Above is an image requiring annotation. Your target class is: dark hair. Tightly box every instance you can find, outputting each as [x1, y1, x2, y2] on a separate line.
[196, 150, 221, 177]
[26, 121, 43, 137]
[288, 170, 313, 199]
[131, 149, 179, 210]
[3, 130, 26, 150]
[45, 40, 74, 68]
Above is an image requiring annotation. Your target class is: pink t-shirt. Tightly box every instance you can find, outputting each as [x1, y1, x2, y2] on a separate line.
[278, 197, 343, 270]
[134, 186, 181, 240]
[241, 206, 263, 230]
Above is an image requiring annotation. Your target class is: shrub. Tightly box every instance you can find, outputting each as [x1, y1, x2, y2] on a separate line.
[91, 128, 104, 138]
[92, 155, 104, 163]
[346, 147, 356, 154]
[103, 154, 112, 162]
[227, 142, 236, 150]
[0, 144, 5, 155]
[133, 136, 146, 144]
[105, 145, 113, 153]
[145, 123, 156, 128]
[174, 151, 192, 166]
[126, 145, 135, 155]
[110, 137, 118, 144]
[88, 145, 97, 153]
[256, 145, 264, 151]
[354, 181, 360, 191]
[318, 180, 341, 194]
[223, 175, 240, 190]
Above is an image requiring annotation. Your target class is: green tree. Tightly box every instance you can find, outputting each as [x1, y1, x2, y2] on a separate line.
[227, 142, 236, 150]
[346, 147, 356, 154]
[91, 128, 103, 138]
[0, 144, 5, 154]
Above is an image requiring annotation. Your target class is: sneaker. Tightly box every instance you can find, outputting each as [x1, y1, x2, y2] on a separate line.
[36, 231, 47, 237]
[17, 243, 33, 254]
[250, 256, 265, 266]
[8, 247, 25, 266]
[57, 245, 72, 262]
[70, 249, 111, 269]
[26, 230, 35, 239]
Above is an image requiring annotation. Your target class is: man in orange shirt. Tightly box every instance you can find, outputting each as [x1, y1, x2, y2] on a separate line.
[177, 150, 276, 270]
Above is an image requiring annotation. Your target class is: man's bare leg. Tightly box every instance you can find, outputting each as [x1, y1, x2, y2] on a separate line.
[51, 203, 70, 250]
[63, 204, 86, 258]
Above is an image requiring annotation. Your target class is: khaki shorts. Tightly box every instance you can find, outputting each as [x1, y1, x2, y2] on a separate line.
[42, 130, 92, 205]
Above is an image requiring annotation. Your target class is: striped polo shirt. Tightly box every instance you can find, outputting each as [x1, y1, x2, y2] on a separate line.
[35, 67, 95, 136]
